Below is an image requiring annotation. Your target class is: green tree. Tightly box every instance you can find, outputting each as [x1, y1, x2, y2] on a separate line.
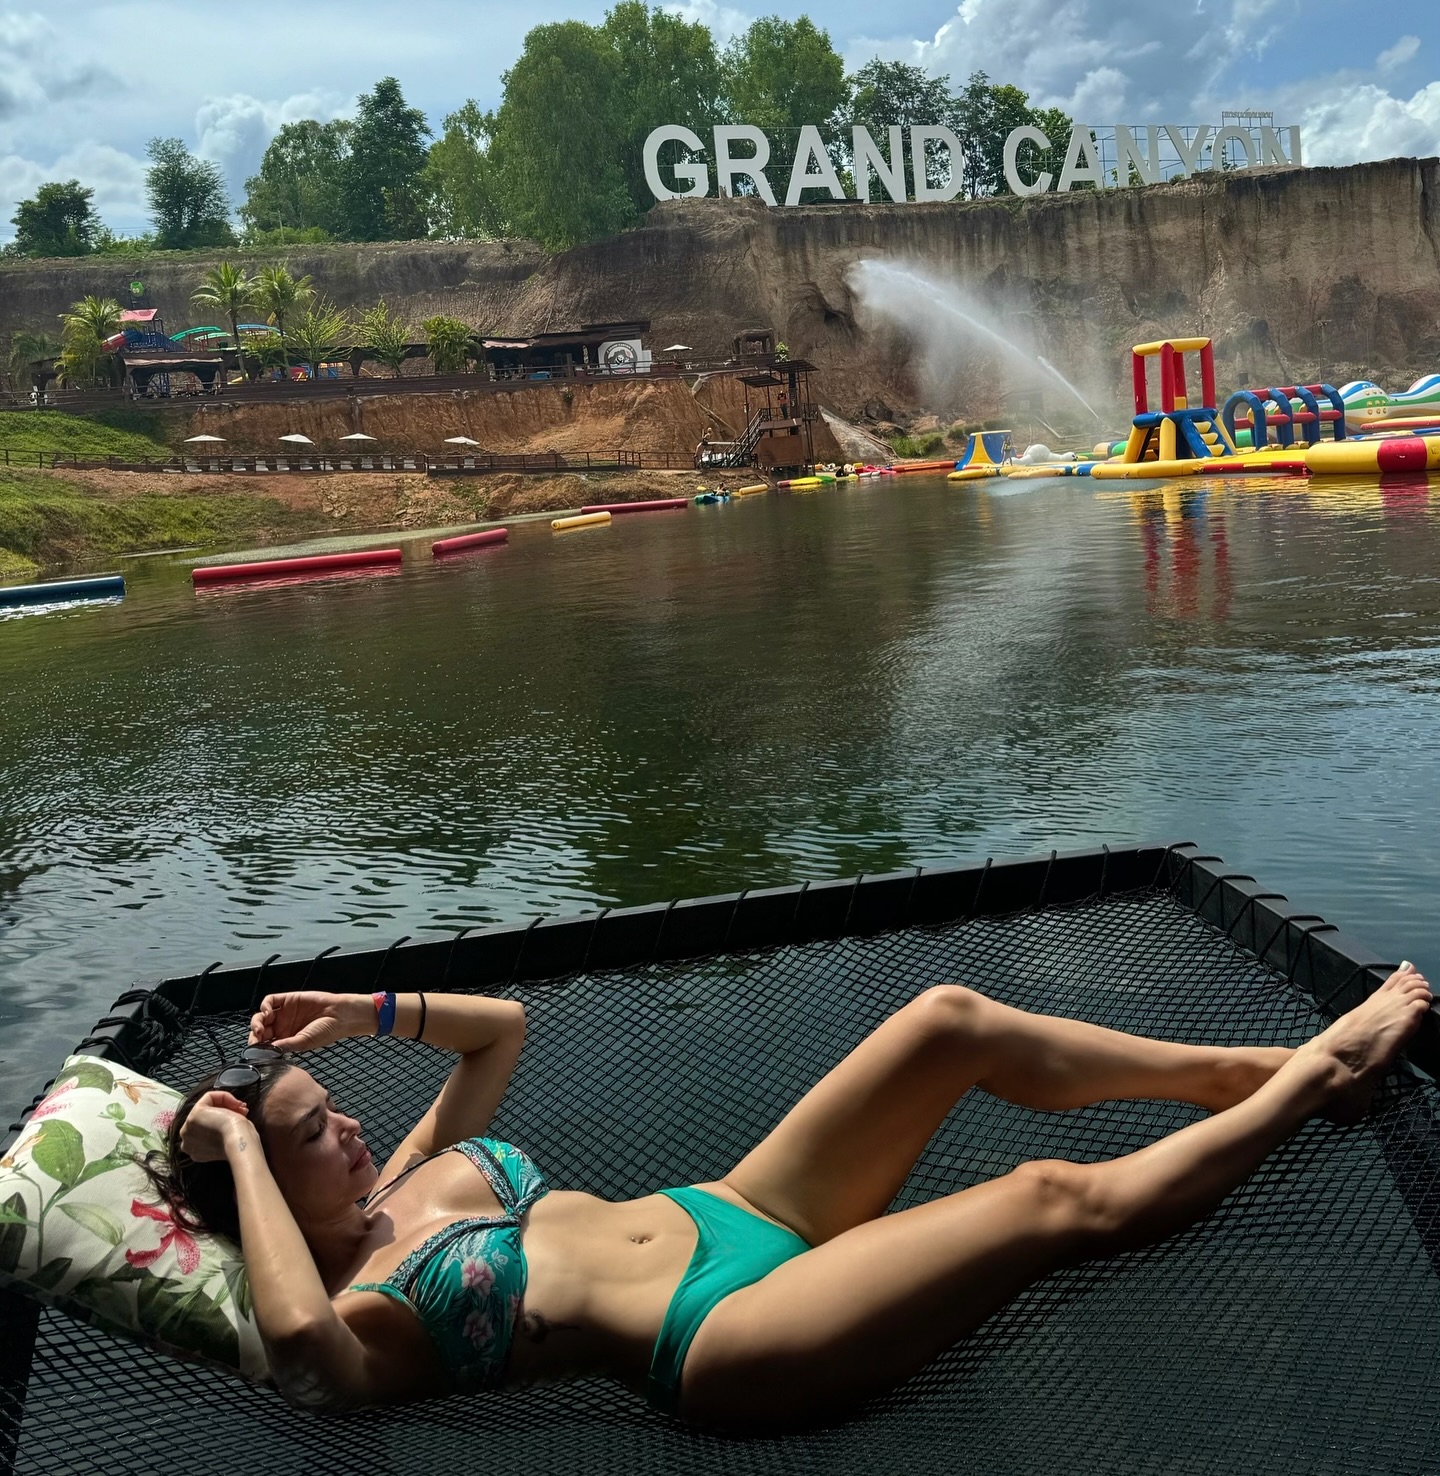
[145, 137, 234, 249]
[8, 181, 101, 257]
[486, 22, 634, 249]
[242, 331, 289, 381]
[283, 300, 351, 378]
[251, 263, 314, 366]
[423, 314, 475, 373]
[338, 78, 432, 240]
[602, 1, 724, 215]
[6, 330, 59, 391]
[424, 102, 510, 240]
[478, 3, 723, 248]
[953, 73, 1070, 196]
[190, 262, 258, 354]
[847, 61, 961, 194]
[240, 119, 351, 239]
[356, 300, 411, 376]
[721, 16, 850, 199]
[57, 296, 123, 387]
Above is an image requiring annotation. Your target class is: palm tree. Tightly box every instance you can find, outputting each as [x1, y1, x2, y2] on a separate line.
[191, 263, 258, 355]
[357, 300, 410, 377]
[58, 297, 123, 387]
[252, 263, 313, 366]
[6, 329, 59, 394]
[283, 300, 351, 379]
[243, 331, 289, 382]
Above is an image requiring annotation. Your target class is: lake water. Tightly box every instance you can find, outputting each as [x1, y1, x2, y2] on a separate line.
[3, 472, 1439, 1122]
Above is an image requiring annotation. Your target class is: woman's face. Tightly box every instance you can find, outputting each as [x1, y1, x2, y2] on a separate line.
[257, 1067, 379, 1217]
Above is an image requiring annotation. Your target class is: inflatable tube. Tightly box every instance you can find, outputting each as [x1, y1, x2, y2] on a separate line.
[894, 459, 955, 473]
[0, 574, 125, 608]
[192, 548, 402, 585]
[432, 528, 509, 556]
[1305, 437, 1440, 475]
[735, 483, 768, 496]
[776, 476, 821, 489]
[579, 498, 687, 515]
[552, 511, 612, 531]
[947, 466, 1000, 481]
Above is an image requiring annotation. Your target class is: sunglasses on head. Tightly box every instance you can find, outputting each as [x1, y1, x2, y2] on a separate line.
[214, 1044, 287, 1095]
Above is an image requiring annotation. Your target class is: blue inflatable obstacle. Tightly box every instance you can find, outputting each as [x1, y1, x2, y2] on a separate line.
[0, 574, 125, 609]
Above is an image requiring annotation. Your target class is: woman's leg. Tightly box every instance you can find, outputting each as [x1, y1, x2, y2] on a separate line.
[725, 981, 1292, 1245]
[686, 967, 1431, 1432]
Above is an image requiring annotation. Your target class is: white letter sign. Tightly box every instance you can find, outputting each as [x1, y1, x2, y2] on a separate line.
[642, 125, 710, 200]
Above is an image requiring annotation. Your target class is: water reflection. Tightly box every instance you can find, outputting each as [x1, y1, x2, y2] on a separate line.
[3, 475, 1440, 1119]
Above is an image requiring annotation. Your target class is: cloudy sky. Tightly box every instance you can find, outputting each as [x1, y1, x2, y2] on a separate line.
[1, 0, 1437, 240]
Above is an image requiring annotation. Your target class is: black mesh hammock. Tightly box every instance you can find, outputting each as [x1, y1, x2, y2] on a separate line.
[3, 842, 1440, 1476]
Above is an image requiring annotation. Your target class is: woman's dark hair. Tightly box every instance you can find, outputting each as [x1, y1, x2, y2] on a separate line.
[139, 1061, 293, 1244]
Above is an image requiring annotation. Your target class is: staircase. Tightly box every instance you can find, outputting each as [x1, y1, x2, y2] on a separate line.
[696, 410, 768, 469]
[1181, 417, 1226, 459]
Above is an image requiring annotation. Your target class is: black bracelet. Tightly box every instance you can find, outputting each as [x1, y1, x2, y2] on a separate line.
[415, 992, 427, 1043]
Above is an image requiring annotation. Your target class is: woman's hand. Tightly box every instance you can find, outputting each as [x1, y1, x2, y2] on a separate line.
[249, 992, 374, 1052]
[180, 1091, 255, 1163]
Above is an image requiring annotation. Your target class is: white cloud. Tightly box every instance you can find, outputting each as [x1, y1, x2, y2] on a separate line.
[0, 13, 117, 138]
[1376, 35, 1421, 73]
[1299, 80, 1440, 164]
[664, 0, 752, 44]
[194, 91, 350, 197]
[0, 141, 148, 238]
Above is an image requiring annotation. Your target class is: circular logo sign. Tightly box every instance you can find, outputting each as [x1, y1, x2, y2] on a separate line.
[601, 341, 638, 370]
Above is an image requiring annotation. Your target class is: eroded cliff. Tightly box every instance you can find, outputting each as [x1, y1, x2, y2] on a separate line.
[4, 157, 1438, 424]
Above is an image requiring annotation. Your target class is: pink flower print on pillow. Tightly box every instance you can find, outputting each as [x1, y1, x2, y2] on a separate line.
[126, 1199, 201, 1276]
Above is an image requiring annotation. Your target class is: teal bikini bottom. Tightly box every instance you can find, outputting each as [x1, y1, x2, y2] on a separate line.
[647, 1185, 811, 1416]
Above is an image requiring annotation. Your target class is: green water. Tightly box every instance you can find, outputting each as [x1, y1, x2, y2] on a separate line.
[4, 473, 1440, 1120]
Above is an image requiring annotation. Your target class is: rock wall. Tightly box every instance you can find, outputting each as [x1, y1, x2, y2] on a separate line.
[4, 157, 1439, 424]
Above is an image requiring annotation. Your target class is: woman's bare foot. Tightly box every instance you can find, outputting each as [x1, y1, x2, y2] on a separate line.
[1296, 963, 1433, 1124]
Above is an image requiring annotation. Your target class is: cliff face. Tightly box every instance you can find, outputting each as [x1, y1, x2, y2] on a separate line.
[4, 157, 1439, 422]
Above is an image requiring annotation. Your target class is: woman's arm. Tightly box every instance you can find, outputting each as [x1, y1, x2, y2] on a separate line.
[250, 990, 527, 1175]
[184, 1102, 387, 1408]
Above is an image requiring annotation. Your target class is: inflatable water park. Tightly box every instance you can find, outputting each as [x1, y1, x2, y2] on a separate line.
[939, 335, 1440, 483]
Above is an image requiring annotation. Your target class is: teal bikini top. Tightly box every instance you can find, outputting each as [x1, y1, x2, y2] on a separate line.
[348, 1137, 549, 1389]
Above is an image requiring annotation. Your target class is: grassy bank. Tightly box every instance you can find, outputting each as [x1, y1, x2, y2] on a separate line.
[0, 465, 741, 579]
[0, 409, 177, 459]
[0, 471, 313, 577]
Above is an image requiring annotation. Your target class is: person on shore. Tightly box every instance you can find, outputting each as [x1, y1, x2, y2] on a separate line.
[151, 965, 1431, 1430]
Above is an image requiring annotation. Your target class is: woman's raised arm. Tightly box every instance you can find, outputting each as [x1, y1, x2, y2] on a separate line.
[249, 991, 527, 1178]
[184, 1096, 388, 1408]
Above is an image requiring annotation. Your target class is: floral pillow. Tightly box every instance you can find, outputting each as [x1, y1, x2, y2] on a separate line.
[0, 1054, 268, 1380]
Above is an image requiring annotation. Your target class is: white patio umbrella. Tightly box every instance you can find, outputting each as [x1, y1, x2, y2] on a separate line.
[662, 344, 692, 353]
[184, 434, 226, 443]
[278, 433, 315, 445]
[443, 436, 481, 446]
[339, 432, 376, 442]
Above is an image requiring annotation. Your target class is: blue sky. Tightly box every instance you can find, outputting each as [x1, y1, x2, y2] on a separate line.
[1, 0, 1437, 239]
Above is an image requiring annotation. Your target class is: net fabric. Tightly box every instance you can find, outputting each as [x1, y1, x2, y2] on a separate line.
[9, 889, 1440, 1476]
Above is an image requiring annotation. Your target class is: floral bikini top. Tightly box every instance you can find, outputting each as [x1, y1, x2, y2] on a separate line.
[348, 1137, 549, 1389]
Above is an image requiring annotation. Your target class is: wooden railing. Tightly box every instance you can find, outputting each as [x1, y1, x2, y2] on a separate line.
[1, 448, 696, 475]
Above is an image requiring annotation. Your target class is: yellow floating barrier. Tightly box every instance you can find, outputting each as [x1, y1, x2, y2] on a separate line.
[777, 476, 822, 489]
[552, 510, 612, 532]
[735, 483, 768, 496]
[947, 466, 1000, 481]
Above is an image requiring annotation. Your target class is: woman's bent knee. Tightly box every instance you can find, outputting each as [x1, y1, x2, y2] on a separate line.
[908, 983, 993, 1038]
[1007, 1158, 1114, 1248]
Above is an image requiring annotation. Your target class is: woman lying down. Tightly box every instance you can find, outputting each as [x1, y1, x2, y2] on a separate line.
[145, 967, 1431, 1431]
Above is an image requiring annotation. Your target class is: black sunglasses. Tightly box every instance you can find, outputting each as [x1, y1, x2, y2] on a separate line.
[214, 1044, 287, 1094]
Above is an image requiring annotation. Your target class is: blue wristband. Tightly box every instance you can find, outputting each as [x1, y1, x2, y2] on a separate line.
[373, 990, 397, 1037]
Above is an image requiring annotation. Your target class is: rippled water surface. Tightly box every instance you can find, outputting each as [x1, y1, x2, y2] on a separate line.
[4, 474, 1440, 1120]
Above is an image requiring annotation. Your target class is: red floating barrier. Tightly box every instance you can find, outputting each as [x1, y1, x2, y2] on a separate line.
[432, 528, 509, 556]
[578, 498, 688, 514]
[192, 547, 403, 585]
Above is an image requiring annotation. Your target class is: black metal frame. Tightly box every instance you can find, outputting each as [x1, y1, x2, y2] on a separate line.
[3, 839, 1434, 1475]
